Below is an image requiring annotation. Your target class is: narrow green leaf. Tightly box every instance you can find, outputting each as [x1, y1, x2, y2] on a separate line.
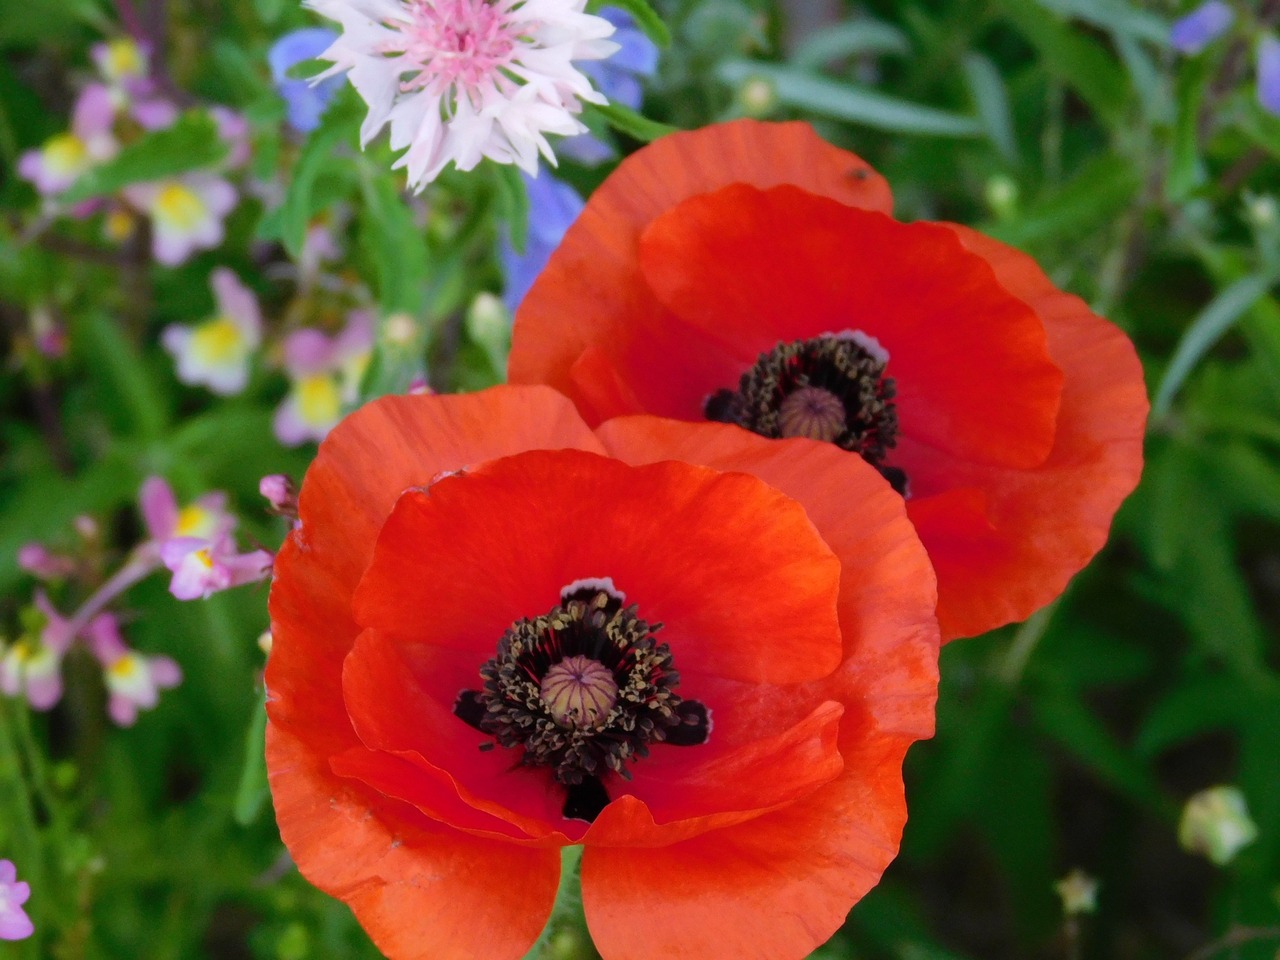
[961, 52, 1019, 163]
[1031, 690, 1169, 812]
[1153, 274, 1274, 416]
[233, 694, 269, 826]
[718, 61, 983, 137]
[1167, 55, 1213, 201]
[790, 19, 910, 70]
[61, 113, 228, 204]
[1032, 0, 1171, 45]
[280, 115, 354, 257]
[491, 162, 529, 255]
[588, 100, 678, 142]
[587, 0, 669, 47]
[985, 154, 1140, 246]
[359, 165, 428, 314]
[992, 0, 1131, 128]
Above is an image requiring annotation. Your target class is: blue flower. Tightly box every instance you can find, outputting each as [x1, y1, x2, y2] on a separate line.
[559, 7, 660, 165]
[1259, 36, 1280, 116]
[1169, 1, 1235, 55]
[268, 27, 343, 133]
[499, 170, 584, 313]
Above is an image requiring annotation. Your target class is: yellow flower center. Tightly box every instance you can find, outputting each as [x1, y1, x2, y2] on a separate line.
[154, 183, 206, 230]
[104, 38, 145, 79]
[189, 316, 245, 364]
[109, 654, 141, 680]
[175, 505, 215, 538]
[297, 374, 342, 427]
[105, 209, 136, 243]
[44, 134, 90, 177]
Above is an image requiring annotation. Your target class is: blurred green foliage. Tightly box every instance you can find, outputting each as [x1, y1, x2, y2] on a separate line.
[1, 0, 1278, 959]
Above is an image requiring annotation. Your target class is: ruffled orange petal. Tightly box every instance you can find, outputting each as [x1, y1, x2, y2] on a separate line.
[581, 732, 914, 960]
[352, 450, 844, 686]
[902, 226, 1149, 639]
[511, 120, 891, 420]
[636, 184, 1064, 467]
[266, 388, 603, 955]
[267, 724, 560, 960]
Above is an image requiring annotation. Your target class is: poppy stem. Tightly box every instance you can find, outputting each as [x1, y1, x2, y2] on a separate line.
[520, 846, 597, 960]
[997, 599, 1059, 687]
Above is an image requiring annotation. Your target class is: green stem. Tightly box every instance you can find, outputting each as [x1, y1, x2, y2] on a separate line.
[997, 599, 1058, 687]
[521, 846, 598, 960]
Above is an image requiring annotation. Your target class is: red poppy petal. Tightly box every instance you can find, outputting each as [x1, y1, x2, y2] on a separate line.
[267, 724, 560, 960]
[596, 417, 939, 739]
[267, 387, 604, 732]
[511, 120, 891, 420]
[903, 226, 1149, 639]
[581, 733, 913, 960]
[636, 184, 1065, 468]
[352, 449, 844, 685]
[342, 627, 573, 841]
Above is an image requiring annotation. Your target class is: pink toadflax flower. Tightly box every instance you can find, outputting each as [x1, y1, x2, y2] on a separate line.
[17, 84, 118, 196]
[0, 592, 75, 711]
[139, 476, 273, 600]
[162, 268, 262, 394]
[86, 614, 182, 727]
[306, 0, 620, 190]
[273, 310, 374, 445]
[123, 174, 237, 266]
[0, 860, 33, 942]
[17, 543, 75, 581]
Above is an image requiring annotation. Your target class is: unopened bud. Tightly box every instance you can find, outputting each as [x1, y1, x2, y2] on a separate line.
[1179, 785, 1258, 866]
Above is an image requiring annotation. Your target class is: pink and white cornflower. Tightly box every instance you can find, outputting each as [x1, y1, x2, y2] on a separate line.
[139, 476, 272, 600]
[0, 592, 75, 711]
[17, 83, 118, 196]
[0, 860, 33, 942]
[123, 174, 237, 266]
[305, 0, 620, 191]
[161, 268, 262, 395]
[273, 310, 374, 445]
[86, 614, 182, 727]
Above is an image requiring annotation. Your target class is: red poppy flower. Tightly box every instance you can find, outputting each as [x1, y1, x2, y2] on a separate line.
[509, 120, 1148, 641]
[265, 385, 938, 960]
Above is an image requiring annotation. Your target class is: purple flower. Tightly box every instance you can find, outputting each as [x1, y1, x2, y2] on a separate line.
[0, 860, 33, 941]
[161, 268, 262, 395]
[17, 543, 75, 581]
[273, 311, 374, 446]
[123, 174, 237, 266]
[1259, 36, 1280, 116]
[0, 592, 74, 711]
[268, 27, 344, 133]
[1170, 2, 1235, 55]
[17, 83, 118, 196]
[86, 614, 182, 727]
[559, 6, 659, 165]
[499, 169, 584, 312]
[139, 476, 271, 600]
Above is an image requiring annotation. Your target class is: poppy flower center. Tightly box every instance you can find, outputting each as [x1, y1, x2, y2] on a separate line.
[453, 580, 711, 823]
[705, 332, 908, 494]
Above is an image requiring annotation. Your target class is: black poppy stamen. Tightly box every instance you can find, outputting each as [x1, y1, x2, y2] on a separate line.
[705, 333, 908, 495]
[453, 583, 710, 823]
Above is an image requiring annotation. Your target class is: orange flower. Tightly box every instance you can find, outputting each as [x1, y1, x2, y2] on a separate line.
[266, 385, 938, 960]
[509, 120, 1149, 641]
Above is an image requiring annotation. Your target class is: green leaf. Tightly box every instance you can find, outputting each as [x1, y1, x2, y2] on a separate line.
[718, 61, 983, 137]
[992, 0, 1131, 128]
[790, 19, 910, 70]
[1136, 674, 1255, 759]
[961, 52, 1019, 163]
[1153, 274, 1275, 417]
[73, 312, 170, 442]
[587, 100, 678, 142]
[1032, 0, 1171, 45]
[61, 113, 229, 204]
[280, 122, 355, 257]
[1031, 689, 1169, 812]
[587, 0, 669, 47]
[359, 164, 428, 314]
[232, 694, 269, 826]
[1167, 55, 1213, 202]
[985, 154, 1141, 246]
[491, 162, 529, 255]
